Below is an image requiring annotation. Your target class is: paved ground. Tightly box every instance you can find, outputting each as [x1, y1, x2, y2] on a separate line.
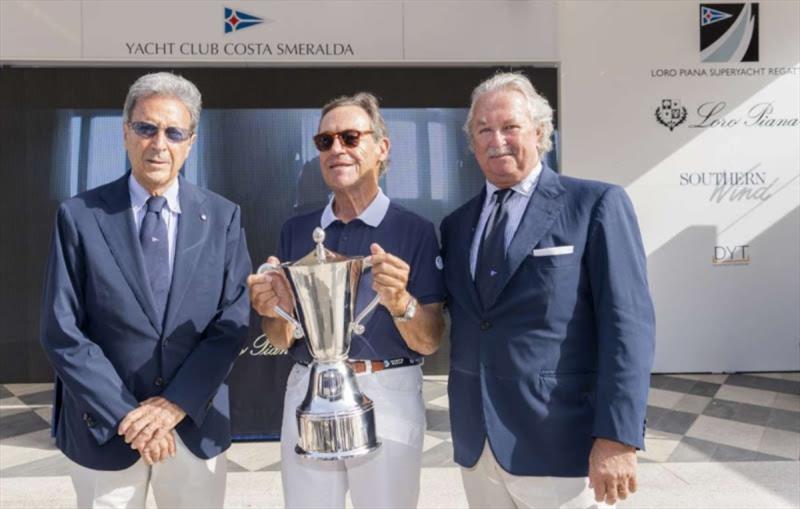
[1, 372, 798, 508]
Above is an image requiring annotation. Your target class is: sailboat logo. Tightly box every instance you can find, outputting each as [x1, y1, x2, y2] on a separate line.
[699, 3, 759, 62]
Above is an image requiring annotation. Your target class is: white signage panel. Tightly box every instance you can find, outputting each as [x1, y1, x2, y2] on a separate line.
[559, 0, 800, 372]
[403, 0, 557, 62]
[1, 0, 558, 64]
[82, 1, 402, 62]
[0, 1, 82, 60]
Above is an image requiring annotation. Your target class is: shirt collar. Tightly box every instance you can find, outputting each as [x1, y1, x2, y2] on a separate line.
[129, 173, 181, 214]
[484, 161, 543, 201]
[320, 188, 390, 229]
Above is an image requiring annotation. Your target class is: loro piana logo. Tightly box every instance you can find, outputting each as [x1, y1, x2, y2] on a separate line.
[655, 99, 688, 131]
[700, 3, 759, 63]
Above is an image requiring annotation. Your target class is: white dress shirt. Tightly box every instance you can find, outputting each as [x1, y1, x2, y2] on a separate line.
[128, 174, 180, 278]
[469, 162, 542, 279]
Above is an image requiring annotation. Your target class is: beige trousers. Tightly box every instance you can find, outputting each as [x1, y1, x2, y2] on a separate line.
[461, 441, 613, 509]
[69, 434, 226, 509]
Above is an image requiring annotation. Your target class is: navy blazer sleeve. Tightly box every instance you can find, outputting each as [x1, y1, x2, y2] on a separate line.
[40, 204, 140, 446]
[161, 205, 252, 427]
[587, 186, 655, 449]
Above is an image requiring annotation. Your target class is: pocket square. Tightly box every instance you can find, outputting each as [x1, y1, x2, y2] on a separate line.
[532, 245, 574, 257]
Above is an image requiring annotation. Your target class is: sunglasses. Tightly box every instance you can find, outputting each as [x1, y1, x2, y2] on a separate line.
[128, 121, 193, 143]
[313, 130, 374, 152]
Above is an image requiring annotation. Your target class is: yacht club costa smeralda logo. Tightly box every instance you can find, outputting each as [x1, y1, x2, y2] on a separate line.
[124, 6, 354, 57]
[224, 7, 264, 33]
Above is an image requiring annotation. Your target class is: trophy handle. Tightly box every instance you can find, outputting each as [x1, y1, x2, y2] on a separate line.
[350, 257, 382, 336]
[256, 262, 305, 339]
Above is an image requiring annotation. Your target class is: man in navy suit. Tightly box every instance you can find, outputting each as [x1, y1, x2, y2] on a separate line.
[441, 72, 655, 508]
[39, 72, 251, 508]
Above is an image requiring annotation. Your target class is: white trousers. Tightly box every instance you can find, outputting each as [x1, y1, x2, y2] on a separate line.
[461, 441, 613, 509]
[69, 434, 226, 509]
[281, 363, 426, 509]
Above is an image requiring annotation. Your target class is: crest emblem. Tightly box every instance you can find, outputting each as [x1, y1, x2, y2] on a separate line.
[655, 99, 687, 131]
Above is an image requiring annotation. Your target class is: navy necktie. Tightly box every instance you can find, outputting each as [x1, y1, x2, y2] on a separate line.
[140, 196, 170, 319]
[475, 188, 513, 308]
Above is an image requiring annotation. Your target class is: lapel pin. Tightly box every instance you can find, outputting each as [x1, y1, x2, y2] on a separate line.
[200, 213, 207, 221]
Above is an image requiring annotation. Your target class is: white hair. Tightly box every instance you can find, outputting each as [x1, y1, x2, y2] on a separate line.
[464, 72, 554, 154]
[123, 72, 202, 131]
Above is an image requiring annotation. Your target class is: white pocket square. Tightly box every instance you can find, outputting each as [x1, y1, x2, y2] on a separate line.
[532, 245, 574, 257]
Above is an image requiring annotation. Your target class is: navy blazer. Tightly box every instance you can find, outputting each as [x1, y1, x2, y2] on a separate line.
[39, 174, 252, 471]
[441, 166, 655, 477]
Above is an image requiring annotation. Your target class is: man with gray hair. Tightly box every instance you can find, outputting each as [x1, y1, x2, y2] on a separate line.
[441, 72, 655, 508]
[40, 72, 251, 507]
[248, 92, 445, 508]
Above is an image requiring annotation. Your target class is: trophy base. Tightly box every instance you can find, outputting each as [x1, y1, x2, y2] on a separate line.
[295, 442, 381, 461]
[296, 404, 381, 461]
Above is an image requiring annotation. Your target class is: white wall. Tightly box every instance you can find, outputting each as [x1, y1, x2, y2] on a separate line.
[559, 1, 800, 372]
[0, 1, 558, 63]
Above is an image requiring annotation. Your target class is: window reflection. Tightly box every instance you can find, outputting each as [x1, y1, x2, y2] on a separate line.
[55, 107, 558, 256]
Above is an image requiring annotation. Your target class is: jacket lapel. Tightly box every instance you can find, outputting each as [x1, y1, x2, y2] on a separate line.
[163, 179, 209, 336]
[94, 175, 163, 334]
[449, 189, 485, 316]
[493, 166, 566, 307]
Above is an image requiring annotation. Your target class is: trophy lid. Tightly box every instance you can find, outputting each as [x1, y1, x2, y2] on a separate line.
[291, 227, 355, 266]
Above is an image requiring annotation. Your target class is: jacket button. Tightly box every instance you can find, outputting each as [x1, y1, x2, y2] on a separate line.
[83, 413, 96, 427]
[154, 377, 164, 387]
[480, 321, 491, 330]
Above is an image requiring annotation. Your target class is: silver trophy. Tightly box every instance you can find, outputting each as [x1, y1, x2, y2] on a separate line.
[257, 228, 381, 460]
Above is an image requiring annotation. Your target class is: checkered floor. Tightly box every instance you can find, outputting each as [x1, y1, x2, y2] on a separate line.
[1, 373, 799, 508]
[1, 373, 798, 476]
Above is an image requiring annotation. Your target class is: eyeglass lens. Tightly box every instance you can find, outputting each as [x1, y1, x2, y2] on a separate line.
[130, 121, 191, 143]
[313, 130, 370, 151]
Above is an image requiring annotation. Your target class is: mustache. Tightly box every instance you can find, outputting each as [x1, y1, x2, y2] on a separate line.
[486, 147, 514, 157]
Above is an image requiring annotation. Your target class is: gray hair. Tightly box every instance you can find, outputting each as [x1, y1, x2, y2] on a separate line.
[320, 92, 390, 176]
[123, 72, 202, 132]
[464, 72, 554, 154]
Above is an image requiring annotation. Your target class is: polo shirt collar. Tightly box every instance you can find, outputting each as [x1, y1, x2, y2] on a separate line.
[320, 188, 390, 229]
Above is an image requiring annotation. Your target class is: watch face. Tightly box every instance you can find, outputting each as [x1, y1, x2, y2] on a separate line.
[396, 297, 417, 322]
[404, 298, 417, 320]
[407, 299, 417, 318]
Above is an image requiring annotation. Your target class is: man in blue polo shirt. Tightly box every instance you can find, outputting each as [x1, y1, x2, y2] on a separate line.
[248, 92, 445, 509]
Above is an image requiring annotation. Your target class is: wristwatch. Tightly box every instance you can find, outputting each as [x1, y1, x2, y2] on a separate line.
[393, 296, 418, 323]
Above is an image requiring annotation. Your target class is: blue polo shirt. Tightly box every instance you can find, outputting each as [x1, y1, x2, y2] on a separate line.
[278, 189, 445, 364]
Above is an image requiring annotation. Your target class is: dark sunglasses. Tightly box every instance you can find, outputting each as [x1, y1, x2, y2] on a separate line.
[128, 121, 193, 143]
[313, 130, 374, 151]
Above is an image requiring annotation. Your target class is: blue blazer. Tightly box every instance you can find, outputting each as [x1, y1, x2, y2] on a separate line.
[39, 174, 252, 471]
[441, 166, 655, 477]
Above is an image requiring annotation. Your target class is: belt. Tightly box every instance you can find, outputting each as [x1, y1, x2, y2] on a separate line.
[349, 357, 422, 374]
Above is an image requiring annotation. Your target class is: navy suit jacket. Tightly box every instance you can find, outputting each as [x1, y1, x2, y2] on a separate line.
[441, 166, 655, 477]
[39, 174, 252, 471]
